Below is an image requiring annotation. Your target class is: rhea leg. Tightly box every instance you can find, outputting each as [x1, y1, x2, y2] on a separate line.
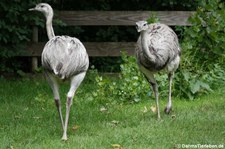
[144, 73, 161, 120]
[165, 72, 173, 114]
[45, 71, 64, 130]
[149, 77, 161, 120]
[140, 66, 161, 119]
[61, 72, 86, 141]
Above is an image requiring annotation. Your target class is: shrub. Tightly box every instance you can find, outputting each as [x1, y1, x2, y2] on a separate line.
[175, 0, 225, 99]
[0, 1, 44, 73]
[182, 0, 225, 68]
[91, 52, 150, 103]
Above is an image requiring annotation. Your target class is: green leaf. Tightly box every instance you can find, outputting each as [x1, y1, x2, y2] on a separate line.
[190, 81, 201, 94]
[199, 81, 212, 92]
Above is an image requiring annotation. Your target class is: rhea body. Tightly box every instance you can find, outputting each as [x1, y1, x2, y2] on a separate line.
[29, 3, 89, 140]
[135, 21, 180, 119]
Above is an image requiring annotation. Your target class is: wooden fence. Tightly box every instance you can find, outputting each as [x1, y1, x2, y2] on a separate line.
[25, 11, 194, 71]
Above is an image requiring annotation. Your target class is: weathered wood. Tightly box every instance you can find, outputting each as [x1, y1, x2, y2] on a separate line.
[58, 11, 194, 26]
[85, 42, 135, 56]
[25, 42, 136, 57]
[24, 11, 194, 59]
[31, 26, 39, 72]
[26, 42, 45, 56]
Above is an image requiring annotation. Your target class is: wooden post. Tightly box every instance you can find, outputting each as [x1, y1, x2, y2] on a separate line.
[32, 26, 38, 72]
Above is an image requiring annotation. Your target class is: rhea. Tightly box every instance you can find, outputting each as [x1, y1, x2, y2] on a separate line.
[135, 21, 181, 119]
[29, 3, 89, 140]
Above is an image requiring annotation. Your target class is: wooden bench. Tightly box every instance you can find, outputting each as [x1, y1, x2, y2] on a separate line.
[26, 11, 194, 71]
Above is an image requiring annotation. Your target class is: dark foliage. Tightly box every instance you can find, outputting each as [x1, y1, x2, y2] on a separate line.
[0, 0, 199, 73]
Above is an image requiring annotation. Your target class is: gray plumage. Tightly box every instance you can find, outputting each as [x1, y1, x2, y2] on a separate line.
[29, 3, 89, 140]
[135, 21, 181, 119]
[42, 36, 89, 79]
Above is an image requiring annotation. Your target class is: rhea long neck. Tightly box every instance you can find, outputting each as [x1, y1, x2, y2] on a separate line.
[45, 12, 55, 40]
[140, 30, 156, 62]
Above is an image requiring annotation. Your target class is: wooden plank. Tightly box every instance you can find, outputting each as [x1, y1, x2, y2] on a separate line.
[25, 42, 45, 56]
[58, 11, 194, 26]
[25, 11, 193, 58]
[85, 42, 135, 56]
[24, 42, 136, 57]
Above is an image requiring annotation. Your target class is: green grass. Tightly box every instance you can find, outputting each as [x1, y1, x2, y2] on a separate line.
[0, 76, 224, 149]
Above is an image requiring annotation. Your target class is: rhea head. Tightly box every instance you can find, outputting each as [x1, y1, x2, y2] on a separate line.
[29, 3, 53, 18]
[135, 21, 148, 32]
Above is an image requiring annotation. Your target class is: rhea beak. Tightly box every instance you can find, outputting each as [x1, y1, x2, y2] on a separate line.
[29, 6, 38, 11]
[136, 28, 141, 32]
[29, 8, 35, 11]
[135, 25, 141, 32]
[137, 29, 141, 32]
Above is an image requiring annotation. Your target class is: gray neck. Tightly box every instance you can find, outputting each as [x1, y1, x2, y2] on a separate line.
[140, 31, 156, 62]
[46, 15, 55, 40]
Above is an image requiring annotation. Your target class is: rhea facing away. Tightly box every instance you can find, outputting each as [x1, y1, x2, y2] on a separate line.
[135, 21, 181, 119]
[29, 3, 89, 140]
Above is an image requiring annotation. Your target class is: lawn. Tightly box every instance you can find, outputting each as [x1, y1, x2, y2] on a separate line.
[0, 76, 224, 149]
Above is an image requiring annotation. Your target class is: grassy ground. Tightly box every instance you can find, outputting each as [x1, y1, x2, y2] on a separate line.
[0, 76, 224, 149]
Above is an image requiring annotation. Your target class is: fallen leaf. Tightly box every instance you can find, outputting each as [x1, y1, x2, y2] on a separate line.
[111, 144, 123, 149]
[33, 116, 41, 119]
[108, 120, 120, 127]
[111, 120, 119, 125]
[142, 106, 148, 113]
[72, 125, 80, 131]
[100, 106, 107, 113]
[150, 106, 157, 113]
[15, 115, 21, 119]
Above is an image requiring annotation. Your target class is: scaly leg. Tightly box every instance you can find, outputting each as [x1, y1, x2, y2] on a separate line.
[61, 72, 86, 141]
[165, 72, 173, 114]
[150, 81, 160, 120]
[55, 99, 64, 130]
[45, 71, 65, 130]
[144, 72, 161, 120]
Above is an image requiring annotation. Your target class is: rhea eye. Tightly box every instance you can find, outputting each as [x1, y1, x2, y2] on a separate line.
[143, 23, 147, 26]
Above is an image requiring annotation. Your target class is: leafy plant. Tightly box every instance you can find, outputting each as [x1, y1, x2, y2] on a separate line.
[0, 0, 42, 73]
[174, 0, 225, 99]
[146, 13, 160, 24]
[91, 52, 150, 103]
[174, 69, 211, 100]
[182, 0, 225, 69]
[117, 52, 150, 102]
